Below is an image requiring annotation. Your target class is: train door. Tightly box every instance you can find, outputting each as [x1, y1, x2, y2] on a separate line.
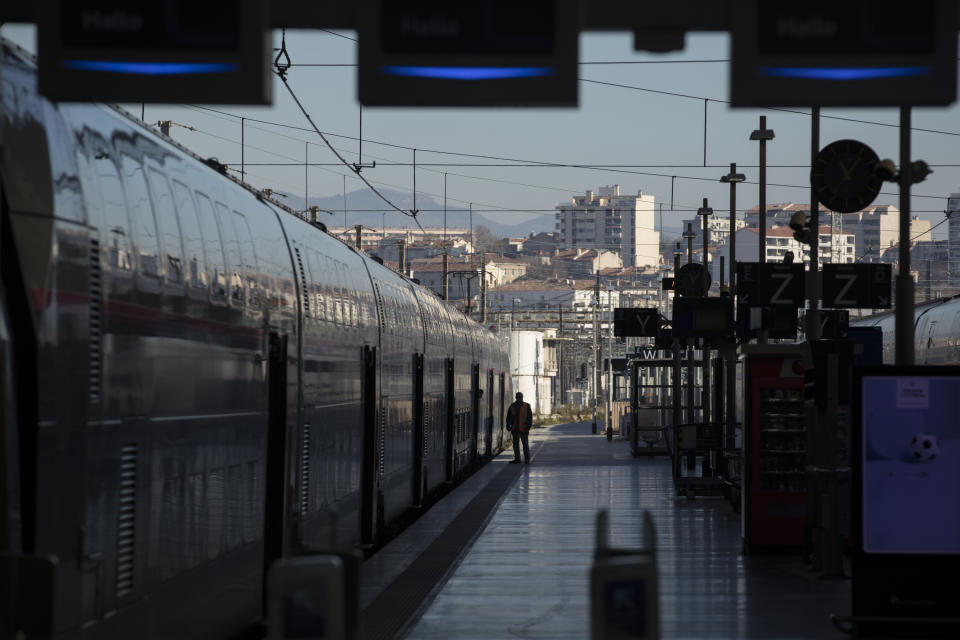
[263, 332, 288, 609]
[412, 353, 425, 507]
[485, 370, 494, 456]
[445, 358, 455, 482]
[360, 346, 378, 546]
[497, 373, 505, 450]
[471, 364, 480, 466]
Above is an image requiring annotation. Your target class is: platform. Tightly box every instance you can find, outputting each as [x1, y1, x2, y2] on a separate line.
[359, 421, 850, 640]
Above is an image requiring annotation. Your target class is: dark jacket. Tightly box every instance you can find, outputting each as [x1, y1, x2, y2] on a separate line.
[506, 400, 533, 433]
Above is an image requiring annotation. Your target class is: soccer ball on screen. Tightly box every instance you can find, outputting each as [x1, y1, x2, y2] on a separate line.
[909, 433, 940, 462]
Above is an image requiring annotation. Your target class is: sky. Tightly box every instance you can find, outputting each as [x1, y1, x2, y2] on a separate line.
[3, 23, 960, 239]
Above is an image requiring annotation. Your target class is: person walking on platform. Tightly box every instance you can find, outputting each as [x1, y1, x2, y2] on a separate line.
[506, 392, 533, 464]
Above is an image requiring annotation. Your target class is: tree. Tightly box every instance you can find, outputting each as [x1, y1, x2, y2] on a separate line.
[473, 224, 498, 253]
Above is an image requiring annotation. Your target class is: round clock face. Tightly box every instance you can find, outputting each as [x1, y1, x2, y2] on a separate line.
[675, 263, 710, 297]
[811, 139, 882, 214]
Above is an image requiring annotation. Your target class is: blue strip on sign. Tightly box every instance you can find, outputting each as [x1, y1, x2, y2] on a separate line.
[760, 66, 931, 81]
[381, 66, 555, 80]
[63, 60, 239, 75]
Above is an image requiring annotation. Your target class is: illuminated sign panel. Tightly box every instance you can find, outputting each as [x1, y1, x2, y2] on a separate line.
[38, 0, 270, 104]
[359, 0, 577, 107]
[731, 0, 957, 106]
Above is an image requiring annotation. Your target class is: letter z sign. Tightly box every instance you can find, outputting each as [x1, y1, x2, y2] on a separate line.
[822, 264, 892, 309]
[614, 308, 659, 337]
[736, 263, 804, 307]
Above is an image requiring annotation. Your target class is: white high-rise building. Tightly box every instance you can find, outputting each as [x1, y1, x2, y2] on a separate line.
[949, 191, 960, 286]
[555, 185, 659, 267]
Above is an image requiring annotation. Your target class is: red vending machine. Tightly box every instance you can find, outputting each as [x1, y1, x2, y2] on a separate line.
[741, 345, 806, 551]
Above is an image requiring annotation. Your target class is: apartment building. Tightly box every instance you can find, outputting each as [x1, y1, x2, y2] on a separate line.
[555, 185, 659, 267]
[713, 225, 855, 281]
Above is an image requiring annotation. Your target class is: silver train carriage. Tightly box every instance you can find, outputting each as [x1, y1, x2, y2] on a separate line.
[850, 294, 960, 365]
[0, 40, 512, 639]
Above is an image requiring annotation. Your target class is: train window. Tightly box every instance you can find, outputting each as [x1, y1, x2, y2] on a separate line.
[86, 151, 133, 273]
[339, 261, 356, 327]
[171, 181, 208, 294]
[305, 250, 327, 323]
[214, 202, 245, 307]
[147, 169, 185, 287]
[233, 211, 260, 309]
[194, 192, 227, 300]
[120, 154, 161, 280]
[325, 255, 342, 325]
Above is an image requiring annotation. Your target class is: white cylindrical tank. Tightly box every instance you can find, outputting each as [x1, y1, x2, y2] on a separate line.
[508, 330, 551, 415]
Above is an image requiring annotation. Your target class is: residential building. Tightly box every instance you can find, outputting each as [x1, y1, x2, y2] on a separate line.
[949, 191, 960, 286]
[679, 216, 748, 250]
[713, 225, 855, 281]
[839, 205, 930, 261]
[744, 203, 830, 229]
[744, 203, 931, 262]
[555, 185, 659, 267]
[553, 248, 623, 278]
[408, 253, 528, 301]
[486, 280, 619, 313]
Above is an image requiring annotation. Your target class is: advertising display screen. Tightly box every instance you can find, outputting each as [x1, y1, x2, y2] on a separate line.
[860, 371, 960, 554]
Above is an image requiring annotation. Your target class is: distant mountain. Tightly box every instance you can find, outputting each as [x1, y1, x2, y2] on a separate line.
[300, 187, 555, 238]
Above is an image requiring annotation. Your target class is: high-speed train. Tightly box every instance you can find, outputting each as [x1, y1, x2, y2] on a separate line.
[1, 40, 511, 638]
[851, 294, 960, 364]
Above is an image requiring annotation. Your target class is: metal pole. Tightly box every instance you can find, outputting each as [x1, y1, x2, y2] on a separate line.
[751, 118, 775, 264]
[698, 198, 712, 271]
[469, 202, 474, 254]
[343, 175, 347, 230]
[398, 239, 406, 277]
[896, 107, 915, 366]
[442, 252, 449, 300]
[465, 276, 472, 315]
[558, 304, 564, 407]
[759, 119, 767, 263]
[354, 224, 362, 250]
[304, 142, 309, 213]
[481, 255, 487, 323]
[720, 163, 746, 289]
[241, 117, 245, 184]
[698, 197, 713, 426]
[729, 170, 735, 287]
[686, 340, 695, 424]
[444, 172, 448, 249]
[686, 223, 694, 265]
[809, 106, 821, 340]
[593, 271, 600, 434]
[607, 295, 614, 440]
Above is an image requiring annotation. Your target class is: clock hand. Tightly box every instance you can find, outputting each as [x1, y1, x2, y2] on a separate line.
[837, 160, 853, 181]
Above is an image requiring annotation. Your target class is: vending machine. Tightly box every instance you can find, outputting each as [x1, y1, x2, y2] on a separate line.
[741, 345, 807, 551]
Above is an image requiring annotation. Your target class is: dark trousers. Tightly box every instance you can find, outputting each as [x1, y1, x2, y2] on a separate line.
[512, 430, 530, 462]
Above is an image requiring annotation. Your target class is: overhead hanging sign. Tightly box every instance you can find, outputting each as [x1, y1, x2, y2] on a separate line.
[822, 264, 892, 309]
[731, 0, 958, 106]
[358, 0, 578, 107]
[736, 262, 805, 307]
[614, 308, 660, 337]
[38, 0, 270, 104]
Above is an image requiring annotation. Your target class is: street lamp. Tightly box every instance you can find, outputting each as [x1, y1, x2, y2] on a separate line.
[682, 223, 697, 265]
[720, 163, 746, 289]
[750, 116, 776, 264]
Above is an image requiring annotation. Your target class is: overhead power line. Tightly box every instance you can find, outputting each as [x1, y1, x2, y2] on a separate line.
[183, 104, 952, 201]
